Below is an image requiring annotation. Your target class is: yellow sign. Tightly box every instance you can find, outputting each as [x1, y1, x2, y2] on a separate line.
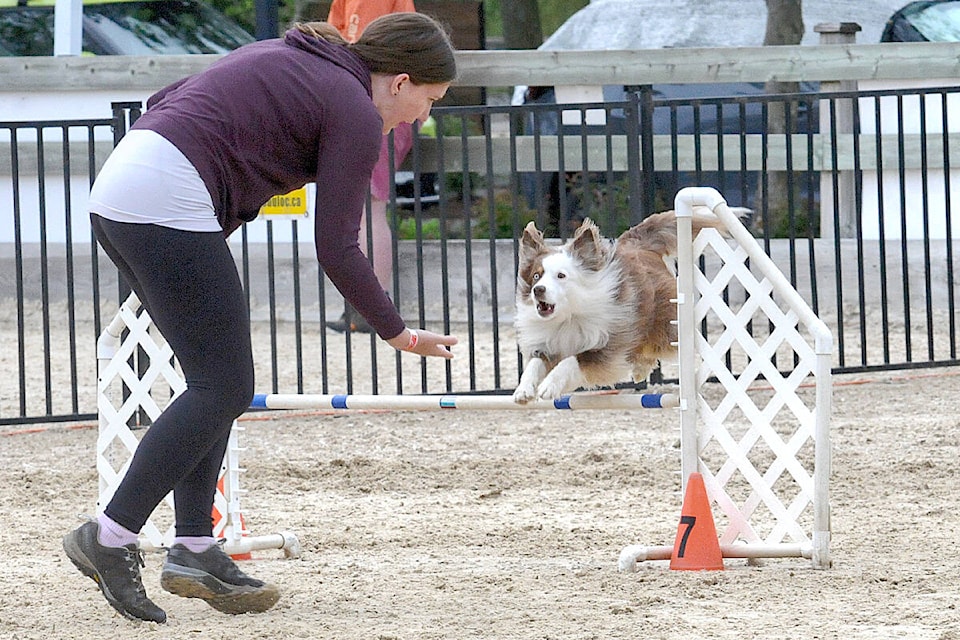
[259, 187, 309, 217]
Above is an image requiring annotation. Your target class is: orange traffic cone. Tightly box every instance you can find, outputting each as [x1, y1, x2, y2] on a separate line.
[213, 476, 252, 560]
[669, 472, 724, 571]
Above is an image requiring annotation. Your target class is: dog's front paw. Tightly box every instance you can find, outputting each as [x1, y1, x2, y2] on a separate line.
[512, 382, 538, 404]
[514, 357, 547, 404]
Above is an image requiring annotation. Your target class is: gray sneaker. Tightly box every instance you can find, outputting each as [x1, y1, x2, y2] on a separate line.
[160, 543, 280, 615]
[62, 520, 166, 623]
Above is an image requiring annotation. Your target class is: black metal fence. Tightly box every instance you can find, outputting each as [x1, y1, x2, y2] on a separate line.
[3, 83, 960, 425]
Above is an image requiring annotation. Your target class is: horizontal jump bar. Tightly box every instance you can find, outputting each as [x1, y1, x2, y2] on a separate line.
[250, 392, 679, 411]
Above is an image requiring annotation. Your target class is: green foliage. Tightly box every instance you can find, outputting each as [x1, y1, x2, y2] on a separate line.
[397, 216, 443, 240]
[445, 171, 483, 200]
[484, 0, 590, 40]
[754, 178, 821, 239]
[208, 0, 296, 37]
[563, 172, 637, 236]
[394, 190, 536, 240]
[470, 190, 537, 238]
[483, 0, 503, 38]
[762, 205, 821, 239]
[433, 114, 483, 138]
[208, 0, 255, 34]
[538, 0, 589, 37]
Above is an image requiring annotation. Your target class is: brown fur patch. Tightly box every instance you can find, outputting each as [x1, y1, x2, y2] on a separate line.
[516, 221, 553, 300]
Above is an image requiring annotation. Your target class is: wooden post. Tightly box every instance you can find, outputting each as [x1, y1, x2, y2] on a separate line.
[816, 22, 861, 238]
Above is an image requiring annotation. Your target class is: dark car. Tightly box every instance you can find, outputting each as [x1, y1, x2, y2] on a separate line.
[882, 0, 960, 42]
[0, 0, 254, 56]
[394, 170, 440, 209]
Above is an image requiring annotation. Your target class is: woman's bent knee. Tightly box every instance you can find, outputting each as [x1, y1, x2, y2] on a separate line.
[226, 382, 255, 419]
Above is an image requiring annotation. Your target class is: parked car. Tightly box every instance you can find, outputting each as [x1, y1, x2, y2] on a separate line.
[882, 0, 960, 42]
[0, 0, 255, 56]
[529, 0, 906, 51]
[394, 170, 440, 209]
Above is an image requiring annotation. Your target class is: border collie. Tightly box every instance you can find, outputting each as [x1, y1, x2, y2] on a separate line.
[512, 210, 728, 403]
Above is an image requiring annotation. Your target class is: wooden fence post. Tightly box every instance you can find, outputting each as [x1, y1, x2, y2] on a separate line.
[816, 22, 861, 238]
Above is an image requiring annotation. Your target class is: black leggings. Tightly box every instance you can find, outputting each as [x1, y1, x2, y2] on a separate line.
[91, 214, 254, 537]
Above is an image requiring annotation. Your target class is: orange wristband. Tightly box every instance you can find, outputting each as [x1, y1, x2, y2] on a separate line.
[405, 329, 419, 351]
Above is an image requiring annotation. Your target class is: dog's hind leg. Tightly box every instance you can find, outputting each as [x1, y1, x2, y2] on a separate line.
[630, 359, 658, 384]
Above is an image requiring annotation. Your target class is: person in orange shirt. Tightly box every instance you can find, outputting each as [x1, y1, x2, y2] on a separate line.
[327, 0, 418, 333]
[327, 0, 416, 43]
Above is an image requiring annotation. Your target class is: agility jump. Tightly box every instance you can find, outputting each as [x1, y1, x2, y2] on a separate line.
[95, 187, 832, 570]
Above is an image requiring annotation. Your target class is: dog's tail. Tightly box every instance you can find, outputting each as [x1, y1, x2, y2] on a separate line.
[616, 206, 748, 256]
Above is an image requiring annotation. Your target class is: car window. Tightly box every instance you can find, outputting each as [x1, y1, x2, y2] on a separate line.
[0, 6, 57, 56]
[882, 0, 960, 42]
[0, 0, 253, 56]
[84, 1, 253, 54]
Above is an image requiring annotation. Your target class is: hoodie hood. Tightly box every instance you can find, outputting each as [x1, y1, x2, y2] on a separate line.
[283, 28, 372, 94]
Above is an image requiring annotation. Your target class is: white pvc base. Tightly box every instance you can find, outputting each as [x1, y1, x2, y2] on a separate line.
[139, 531, 302, 559]
[617, 542, 813, 572]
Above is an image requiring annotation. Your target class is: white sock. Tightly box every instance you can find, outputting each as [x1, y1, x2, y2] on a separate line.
[96, 513, 138, 548]
[174, 536, 217, 553]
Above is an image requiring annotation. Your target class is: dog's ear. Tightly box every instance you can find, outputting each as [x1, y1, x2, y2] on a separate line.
[570, 218, 608, 270]
[520, 221, 545, 258]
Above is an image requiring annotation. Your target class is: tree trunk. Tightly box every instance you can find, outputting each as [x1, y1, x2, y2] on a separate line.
[761, 0, 804, 237]
[292, 0, 325, 23]
[764, 0, 804, 47]
[502, 0, 543, 50]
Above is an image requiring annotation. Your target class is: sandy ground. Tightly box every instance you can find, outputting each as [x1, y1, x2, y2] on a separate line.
[3, 357, 960, 639]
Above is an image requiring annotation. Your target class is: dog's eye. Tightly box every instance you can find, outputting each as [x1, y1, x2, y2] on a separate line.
[532, 273, 540, 282]
[557, 272, 566, 279]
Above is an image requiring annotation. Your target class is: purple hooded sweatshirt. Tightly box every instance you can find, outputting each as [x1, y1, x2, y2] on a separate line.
[131, 28, 404, 340]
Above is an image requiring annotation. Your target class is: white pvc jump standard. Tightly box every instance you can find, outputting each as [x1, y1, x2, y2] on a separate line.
[616, 187, 833, 571]
[95, 292, 301, 559]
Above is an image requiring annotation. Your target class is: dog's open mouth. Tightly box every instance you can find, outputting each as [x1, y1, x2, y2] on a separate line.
[536, 301, 555, 317]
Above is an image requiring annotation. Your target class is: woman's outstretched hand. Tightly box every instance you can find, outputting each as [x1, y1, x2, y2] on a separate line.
[387, 328, 457, 359]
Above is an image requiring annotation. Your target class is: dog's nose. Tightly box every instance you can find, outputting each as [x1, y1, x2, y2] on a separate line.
[533, 284, 544, 297]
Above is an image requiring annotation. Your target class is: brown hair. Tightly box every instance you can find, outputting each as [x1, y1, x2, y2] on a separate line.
[294, 13, 457, 85]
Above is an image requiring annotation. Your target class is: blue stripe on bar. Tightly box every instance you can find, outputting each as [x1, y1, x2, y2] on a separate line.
[440, 396, 456, 408]
[251, 394, 268, 409]
[641, 394, 662, 408]
[332, 395, 349, 409]
[554, 396, 572, 410]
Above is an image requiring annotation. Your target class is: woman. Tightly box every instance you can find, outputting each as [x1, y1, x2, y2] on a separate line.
[63, 13, 458, 623]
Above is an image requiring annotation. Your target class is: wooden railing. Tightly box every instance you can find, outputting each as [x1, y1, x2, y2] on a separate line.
[2, 41, 960, 92]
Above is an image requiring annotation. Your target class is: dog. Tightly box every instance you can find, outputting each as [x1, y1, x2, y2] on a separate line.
[512, 209, 729, 403]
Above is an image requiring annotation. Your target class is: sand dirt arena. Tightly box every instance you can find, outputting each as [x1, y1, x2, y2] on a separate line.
[3, 327, 960, 639]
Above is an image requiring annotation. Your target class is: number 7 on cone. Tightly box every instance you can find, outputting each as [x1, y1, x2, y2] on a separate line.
[669, 473, 724, 571]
